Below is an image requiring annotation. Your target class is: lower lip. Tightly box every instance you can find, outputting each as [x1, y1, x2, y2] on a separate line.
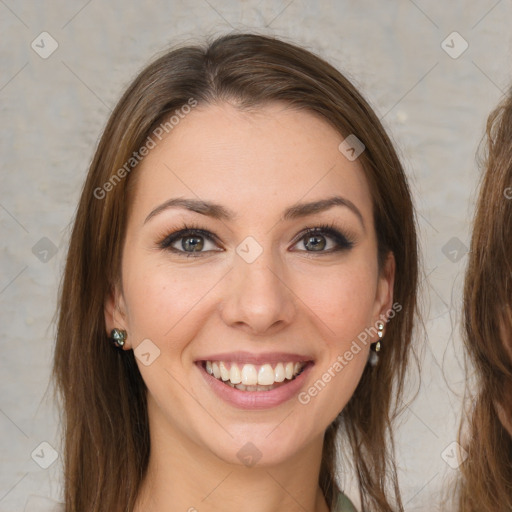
[197, 363, 313, 410]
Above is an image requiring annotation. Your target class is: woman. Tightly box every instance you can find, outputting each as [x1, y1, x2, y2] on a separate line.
[457, 91, 512, 510]
[53, 34, 418, 511]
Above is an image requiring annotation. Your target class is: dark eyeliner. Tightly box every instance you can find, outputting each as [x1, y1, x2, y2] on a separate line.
[294, 222, 355, 252]
[157, 224, 220, 255]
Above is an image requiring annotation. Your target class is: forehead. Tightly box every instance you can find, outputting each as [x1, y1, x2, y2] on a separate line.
[130, 102, 373, 224]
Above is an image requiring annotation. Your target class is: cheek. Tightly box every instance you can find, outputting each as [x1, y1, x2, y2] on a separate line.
[293, 263, 377, 419]
[292, 260, 379, 341]
[121, 258, 225, 343]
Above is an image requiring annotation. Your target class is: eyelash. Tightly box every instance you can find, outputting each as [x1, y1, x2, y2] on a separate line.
[157, 223, 219, 257]
[157, 222, 355, 258]
[295, 223, 355, 254]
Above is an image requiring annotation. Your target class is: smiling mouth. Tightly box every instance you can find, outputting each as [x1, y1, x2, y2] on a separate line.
[201, 360, 310, 392]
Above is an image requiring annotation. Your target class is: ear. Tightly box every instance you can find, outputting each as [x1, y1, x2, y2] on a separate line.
[373, 252, 395, 328]
[104, 284, 131, 349]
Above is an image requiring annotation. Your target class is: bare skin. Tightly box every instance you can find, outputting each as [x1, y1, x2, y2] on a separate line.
[105, 102, 394, 512]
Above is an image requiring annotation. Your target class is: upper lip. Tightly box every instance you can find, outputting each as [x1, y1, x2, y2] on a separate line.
[196, 351, 314, 365]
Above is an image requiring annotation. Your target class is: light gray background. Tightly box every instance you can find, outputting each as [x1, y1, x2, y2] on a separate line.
[1, 1, 511, 511]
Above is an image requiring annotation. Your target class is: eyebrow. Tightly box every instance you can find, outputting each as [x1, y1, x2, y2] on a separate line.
[144, 198, 233, 224]
[144, 196, 365, 230]
[283, 196, 365, 230]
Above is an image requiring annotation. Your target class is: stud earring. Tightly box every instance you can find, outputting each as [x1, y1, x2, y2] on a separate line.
[372, 321, 385, 352]
[110, 328, 127, 348]
[368, 321, 385, 367]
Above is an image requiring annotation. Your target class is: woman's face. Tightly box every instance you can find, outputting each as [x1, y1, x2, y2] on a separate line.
[107, 102, 394, 466]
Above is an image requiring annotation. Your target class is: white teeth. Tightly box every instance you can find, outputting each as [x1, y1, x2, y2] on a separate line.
[205, 360, 306, 389]
[258, 364, 275, 385]
[212, 362, 221, 379]
[219, 361, 230, 381]
[233, 383, 278, 391]
[241, 364, 258, 386]
[274, 363, 285, 382]
[229, 363, 241, 384]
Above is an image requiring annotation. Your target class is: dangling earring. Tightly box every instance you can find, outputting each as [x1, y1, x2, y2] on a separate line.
[110, 328, 127, 348]
[368, 321, 385, 367]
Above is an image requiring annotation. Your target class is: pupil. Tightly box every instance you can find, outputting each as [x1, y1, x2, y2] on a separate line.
[305, 235, 325, 251]
[183, 236, 204, 252]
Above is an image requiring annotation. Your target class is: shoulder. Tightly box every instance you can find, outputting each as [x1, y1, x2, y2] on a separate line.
[335, 491, 357, 512]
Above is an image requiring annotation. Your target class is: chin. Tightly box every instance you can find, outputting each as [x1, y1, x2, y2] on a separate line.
[204, 424, 319, 469]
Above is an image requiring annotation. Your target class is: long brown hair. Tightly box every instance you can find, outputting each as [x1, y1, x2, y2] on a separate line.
[53, 33, 418, 512]
[457, 92, 512, 511]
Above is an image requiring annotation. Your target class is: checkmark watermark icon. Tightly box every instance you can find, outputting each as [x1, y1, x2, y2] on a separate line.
[31, 32, 59, 59]
[31, 441, 59, 469]
[441, 441, 468, 469]
[236, 236, 263, 264]
[441, 31, 468, 59]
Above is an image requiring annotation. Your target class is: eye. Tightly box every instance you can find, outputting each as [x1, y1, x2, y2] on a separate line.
[158, 226, 221, 257]
[291, 224, 354, 253]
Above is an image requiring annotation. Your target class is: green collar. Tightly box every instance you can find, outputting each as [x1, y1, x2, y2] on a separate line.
[336, 491, 357, 512]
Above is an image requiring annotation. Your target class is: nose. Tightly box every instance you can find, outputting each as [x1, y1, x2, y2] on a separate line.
[219, 249, 296, 335]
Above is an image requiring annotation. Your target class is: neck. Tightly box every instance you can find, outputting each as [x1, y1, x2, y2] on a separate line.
[134, 407, 331, 512]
